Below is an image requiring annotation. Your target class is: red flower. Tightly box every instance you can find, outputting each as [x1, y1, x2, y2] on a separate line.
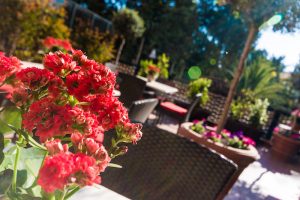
[90, 96, 129, 130]
[148, 65, 160, 73]
[70, 153, 101, 186]
[43, 37, 73, 51]
[38, 153, 74, 193]
[0, 52, 21, 84]
[22, 98, 72, 142]
[43, 52, 77, 75]
[16, 67, 54, 90]
[38, 153, 101, 193]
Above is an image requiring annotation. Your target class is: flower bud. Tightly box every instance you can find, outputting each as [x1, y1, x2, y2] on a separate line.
[45, 139, 68, 155]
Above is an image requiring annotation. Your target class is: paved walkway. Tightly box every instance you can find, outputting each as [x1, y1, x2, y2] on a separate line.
[154, 115, 300, 200]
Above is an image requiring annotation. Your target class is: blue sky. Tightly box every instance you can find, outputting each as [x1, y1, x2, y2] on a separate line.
[256, 28, 300, 72]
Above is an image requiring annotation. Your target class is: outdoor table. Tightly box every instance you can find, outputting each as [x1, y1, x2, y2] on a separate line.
[70, 185, 129, 200]
[137, 76, 178, 94]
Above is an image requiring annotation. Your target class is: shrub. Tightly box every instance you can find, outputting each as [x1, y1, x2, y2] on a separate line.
[71, 20, 115, 63]
[14, 0, 70, 62]
[187, 78, 212, 106]
[231, 90, 270, 126]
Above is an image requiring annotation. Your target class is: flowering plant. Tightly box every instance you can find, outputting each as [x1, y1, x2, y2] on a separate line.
[43, 36, 73, 52]
[273, 126, 300, 140]
[0, 48, 142, 199]
[147, 65, 160, 76]
[191, 120, 255, 149]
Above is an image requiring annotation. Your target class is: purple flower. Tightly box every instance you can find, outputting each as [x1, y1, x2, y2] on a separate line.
[231, 131, 244, 139]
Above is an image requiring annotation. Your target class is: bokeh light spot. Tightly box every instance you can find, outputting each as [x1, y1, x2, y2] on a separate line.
[209, 58, 217, 65]
[188, 66, 201, 80]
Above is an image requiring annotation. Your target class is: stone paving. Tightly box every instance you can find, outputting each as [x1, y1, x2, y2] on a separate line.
[153, 114, 300, 200]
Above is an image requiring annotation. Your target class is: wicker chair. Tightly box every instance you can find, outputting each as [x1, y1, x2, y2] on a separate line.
[157, 93, 202, 125]
[128, 98, 159, 123]
[117, 72, 146, 108]
[102, 126, 238, 200]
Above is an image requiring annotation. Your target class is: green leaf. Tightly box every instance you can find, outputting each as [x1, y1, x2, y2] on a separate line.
[0, 169, 13, 194]
[0, 147, 46, 188]
[0, 107, 22, 134]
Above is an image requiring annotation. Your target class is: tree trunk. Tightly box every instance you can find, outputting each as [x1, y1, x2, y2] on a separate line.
[134, 37, 145, 75]
[115, 38, 126, 65]
[134, 37, 145, 66]
[216, 23, 258, 134]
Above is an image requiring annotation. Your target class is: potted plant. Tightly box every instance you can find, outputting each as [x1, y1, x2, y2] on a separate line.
[178, 119, 260, 192]
[146, 65, 160, 82]
[138, 53, 170, 81]
[0, 46, 143, 199]
[226, 90, 269, 142]
[271, 124, 300, 161]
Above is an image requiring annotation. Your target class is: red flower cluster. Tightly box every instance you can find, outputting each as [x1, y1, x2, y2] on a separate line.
[1, 49, 143, 194]
[43, 36, 73, 51]
[16, 67, 54, 90]
[0, 52, 21, 84]
[38, 152, 100, 193]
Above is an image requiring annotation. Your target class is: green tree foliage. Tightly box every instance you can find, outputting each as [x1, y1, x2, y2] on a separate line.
[187, 78, 212, 106]
[127, 0, 198, 78]
[112, 8, 145, 64]
[71, 20, 115, 63]
[216, 0, 300, 133]
[237, 56, 284, 105]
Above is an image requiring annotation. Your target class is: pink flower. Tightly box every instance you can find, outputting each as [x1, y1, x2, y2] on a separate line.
[273, 127, 280, 133]
[45, 139, 68, 155]
[291, 134, 300, 140]
[205, 131, 222, 141]
[85, 138, 100, 154]
[242, 136, 256, 146]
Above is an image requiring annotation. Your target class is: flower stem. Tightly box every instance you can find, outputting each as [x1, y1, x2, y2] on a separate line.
[12, 145, 20, 192]
[64, 186, 80, 200]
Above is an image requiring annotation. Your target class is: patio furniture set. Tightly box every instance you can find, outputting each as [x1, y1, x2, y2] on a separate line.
[1, 61, 297, 199]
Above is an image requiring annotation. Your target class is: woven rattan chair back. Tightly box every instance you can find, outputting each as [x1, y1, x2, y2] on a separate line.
[117, 72, 146, 108]
[102, 126, 237, 200]
[128, 98, 159, 123]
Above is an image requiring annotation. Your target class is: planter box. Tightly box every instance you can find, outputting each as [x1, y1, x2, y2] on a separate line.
[225, 118, 265, 144]
[178, 122, 260, 196]
[272, 133, 300, 161]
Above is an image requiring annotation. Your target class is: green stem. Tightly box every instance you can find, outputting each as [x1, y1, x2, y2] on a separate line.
[64, 186, 80, 200]
[12, 145, 20, 192]
[59, 189, 67, 200]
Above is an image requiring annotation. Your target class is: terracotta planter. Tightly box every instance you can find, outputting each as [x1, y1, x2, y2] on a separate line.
[178, 122, 260, 197]
[271, 133, 300, 161]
